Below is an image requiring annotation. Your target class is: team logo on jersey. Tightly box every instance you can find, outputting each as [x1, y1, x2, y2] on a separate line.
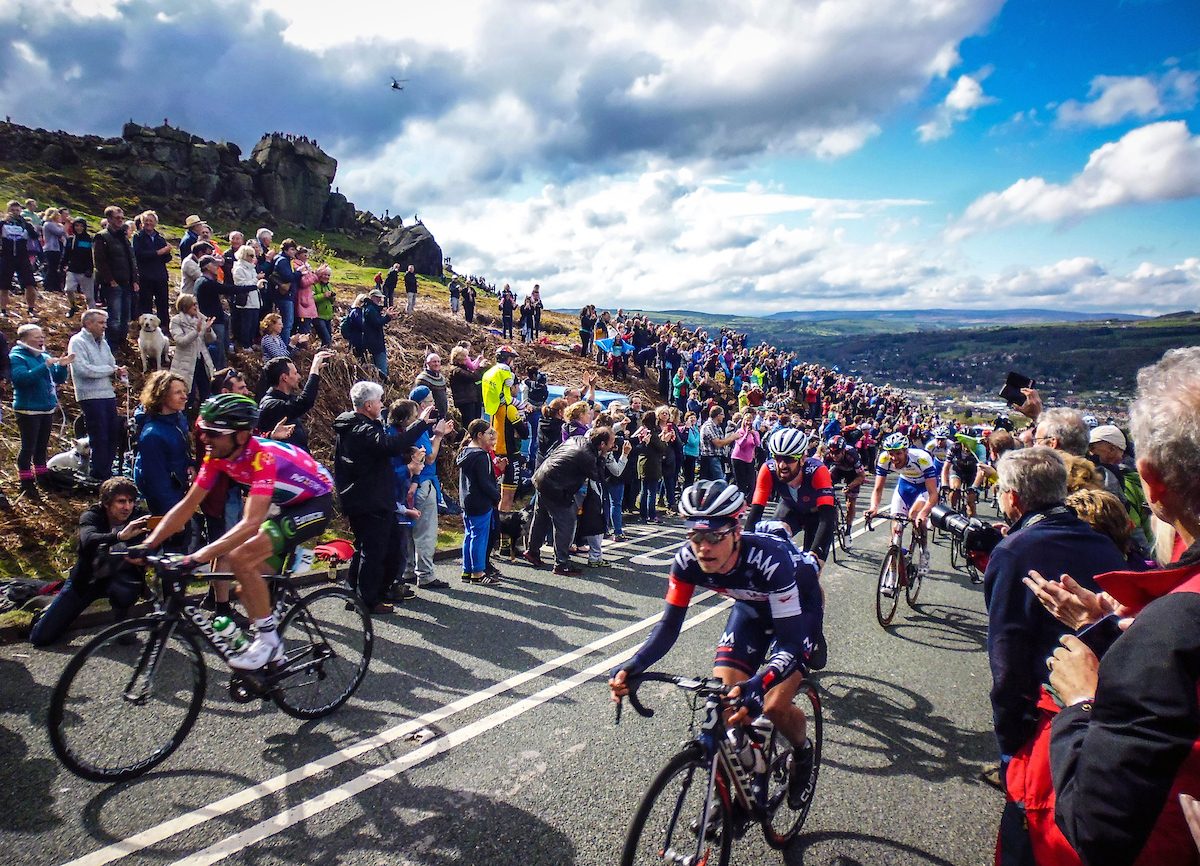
[717, 630, 736, 649]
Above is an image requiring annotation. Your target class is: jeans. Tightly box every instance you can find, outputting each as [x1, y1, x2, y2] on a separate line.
[406, 292, 417, 314]
[139, 276, 170, 323]
[404, 480, 438, 584]
[681, 455, 697, 489]
[372, 350, 389, 379]
[640, 478, 662, 521]
[276, 298, 295, 342]
[586, 534, 603, 562]
[80, 397, 119, 481]
[502, 314, 514, 338]
[103, 283, 133, 349]
[527, 409, 542, 467]
[662, 461, 679, 511]
[236, 307, 260, 349]
[462, 511, 491, 573]
[313, 318, 333, 346]
[30, 574, 143, 646]
[15, 411, 53, 471]
[732, 459, 756, 497]
[450, 296, 460, 313]
[43, 250, 62, 293]
[608, 482, 625, 536]
[209, 323, 227, 369]
[699, 455, 725, 481]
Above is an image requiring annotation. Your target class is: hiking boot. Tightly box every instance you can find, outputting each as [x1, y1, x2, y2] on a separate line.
[552, 564, 582, 576]
[585, 558, 612, 568]
[788, 739, 816, 809]
[383, 583, 416, 602]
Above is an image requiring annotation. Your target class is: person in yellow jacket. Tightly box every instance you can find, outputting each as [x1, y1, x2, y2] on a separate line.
[483, 346, 529, 512]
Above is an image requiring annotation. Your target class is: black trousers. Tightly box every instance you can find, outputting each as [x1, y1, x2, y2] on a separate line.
[347, 510, 401, 606]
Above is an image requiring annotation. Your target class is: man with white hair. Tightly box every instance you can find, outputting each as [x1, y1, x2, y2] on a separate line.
[332, 381, 436, 614]
[68, 309, 126, 481]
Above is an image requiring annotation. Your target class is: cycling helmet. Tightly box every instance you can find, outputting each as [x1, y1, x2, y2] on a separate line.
[932, 425, 952, 439]
[497, 344, 517, 360]
[198, 393, 259, 433]
[767, 427, 810, 458]
[882, 432, 910, 451]
[679, 480, 745, 528]
[826, 434, 846, 450]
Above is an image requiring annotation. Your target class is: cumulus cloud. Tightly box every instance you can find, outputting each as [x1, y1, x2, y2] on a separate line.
[1056, 67, 1199, 127]
[949, 121, 1200, 240]
[918, 73, 996, 141]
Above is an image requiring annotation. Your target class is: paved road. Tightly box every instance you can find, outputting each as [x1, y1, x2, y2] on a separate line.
[0, 486, 1003, 865]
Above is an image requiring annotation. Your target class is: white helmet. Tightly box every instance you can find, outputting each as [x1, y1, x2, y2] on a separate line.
[767, 427, 810, 458]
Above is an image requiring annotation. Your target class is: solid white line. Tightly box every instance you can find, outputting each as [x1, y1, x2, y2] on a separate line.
[60, 533, 705, 866]
[169, 598, 735, 866]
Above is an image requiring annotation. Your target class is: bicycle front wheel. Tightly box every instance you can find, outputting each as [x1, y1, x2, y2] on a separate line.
[762, 680, 823, 848]
[949, 533, 963, 571]
[876, 547, 901, 627]
[48, 617, 206, 782]
[620, 747, 732, 866]
[272, 586, 373, 719]
[906, 547, 924, 607]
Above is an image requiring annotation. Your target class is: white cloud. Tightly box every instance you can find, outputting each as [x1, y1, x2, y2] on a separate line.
[949, 121, 1200, 239]
[917, 73, 996, 142]
[1056, 68, 1199, 127]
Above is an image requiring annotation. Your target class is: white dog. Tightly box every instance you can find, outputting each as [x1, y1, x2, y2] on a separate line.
[137, 313, 171, 372]
[47, 437, 91, 477]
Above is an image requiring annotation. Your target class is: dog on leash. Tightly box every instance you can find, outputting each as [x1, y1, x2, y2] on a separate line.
[497, 501, 534, 560]
[47, 437, 91, 477]
[137, 314, 171, 372]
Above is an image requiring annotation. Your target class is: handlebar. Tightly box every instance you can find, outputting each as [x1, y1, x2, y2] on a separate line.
[109, 548, 201, 574]
[864, 512, 910, 532]
[613, 671, 731, 725]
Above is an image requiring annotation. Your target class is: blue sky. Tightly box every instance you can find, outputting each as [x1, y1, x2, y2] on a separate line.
[1, 0, 1197, 314]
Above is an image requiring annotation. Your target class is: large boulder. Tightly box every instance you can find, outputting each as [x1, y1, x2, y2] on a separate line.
[320, 192, 357, 231]
[250, 134, 337, 228]
[379, 223, 444, 277]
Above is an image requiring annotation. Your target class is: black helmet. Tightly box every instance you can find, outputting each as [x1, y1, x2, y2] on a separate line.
[198, 393, 259, 433]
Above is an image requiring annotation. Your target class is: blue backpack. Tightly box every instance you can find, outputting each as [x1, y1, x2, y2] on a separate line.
[340, 307, 365, 350]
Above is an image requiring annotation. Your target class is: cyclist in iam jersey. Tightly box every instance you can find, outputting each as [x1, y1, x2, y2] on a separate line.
[134, 394, 335, 670]
[743, 427, 837, 564]
[610, 480, 825, 808]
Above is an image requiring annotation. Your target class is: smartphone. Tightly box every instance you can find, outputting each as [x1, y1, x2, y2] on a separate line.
[146, 515, 164, 531]
[428, 409, 441, 421]
[999, 372, 1034, 407]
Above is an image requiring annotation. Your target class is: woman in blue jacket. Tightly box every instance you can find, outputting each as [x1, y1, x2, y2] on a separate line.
[132, 371, 192, 528]
[10, 324, 72, 493]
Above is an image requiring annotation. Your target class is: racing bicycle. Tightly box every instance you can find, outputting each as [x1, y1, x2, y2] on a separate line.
[616, 670, 822, 865]
[47, 552, 372, 782]
[830, 484, 853, 562]
[865, 512, 926, 627]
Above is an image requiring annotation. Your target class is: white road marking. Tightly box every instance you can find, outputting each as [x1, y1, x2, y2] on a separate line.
[58, 529, 704, 866]
[169, 598, 735, 866]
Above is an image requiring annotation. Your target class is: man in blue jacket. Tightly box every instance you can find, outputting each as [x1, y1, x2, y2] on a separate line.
[983, 446, 1126, 780]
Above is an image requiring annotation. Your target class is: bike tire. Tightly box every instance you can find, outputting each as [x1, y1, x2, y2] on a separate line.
[835, 502, 851, 554]
[906, 547, 924, 607]
[875, 547, 901, 628]
[272, 585, 373, 719]
[762, 681, 822, 849]
[949, 533, 962, 571]
[48, 617, 206, 782]
[620, 746, 733, 866]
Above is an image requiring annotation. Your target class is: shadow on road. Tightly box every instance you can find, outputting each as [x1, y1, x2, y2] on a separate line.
[0, 658, 61, 832]
[785, 828, 964, 865]
[889, 603, 988, 653]
[815, 671, 994, 784]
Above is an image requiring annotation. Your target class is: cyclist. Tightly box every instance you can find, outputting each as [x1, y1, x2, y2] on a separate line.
[134, 394, 335, 670]
[609, 480, 824, 808]
[743, 427, 837, 565]
[941, 436, 980, 516]
[924, 425, 952, 480]
[864, 433, 939, 587]
[819, 434, 865, 548]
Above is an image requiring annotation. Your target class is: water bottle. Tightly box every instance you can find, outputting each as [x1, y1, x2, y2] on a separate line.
[213, 616, 248, 652]
[749, 717, 773, 775]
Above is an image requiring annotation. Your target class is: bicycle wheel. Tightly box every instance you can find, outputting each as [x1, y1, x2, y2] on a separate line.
[272, 585, 373, 719]
[620, 746, 733, 866]
[48, 617, 206, 782]
[949, 532, 963, 571]
[906, 544, 924, 607]
[835, 501, 850, 554]
[762, 680, 823, 849]
[875, 547, 901, 627]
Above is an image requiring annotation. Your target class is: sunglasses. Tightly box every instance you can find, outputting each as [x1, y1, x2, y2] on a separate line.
[687, 527, 736, 545]
[776, 455, 801, 465]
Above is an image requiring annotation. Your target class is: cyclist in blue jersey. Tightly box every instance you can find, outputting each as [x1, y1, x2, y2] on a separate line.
[925, 425, 952, 477]
[610, 480, 823, 808]
[865, 432, 940, 578]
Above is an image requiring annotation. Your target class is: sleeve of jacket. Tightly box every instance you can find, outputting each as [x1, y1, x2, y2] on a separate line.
[92, 233, 112, 286]
[983, 546, 1041, 756]
[171, 315, 199, 348]
[0, 334, 10, 383]
[356, 418, 430, 457]
[470, 451, 501, 504]
[76, 508, 120, 580]
[9, 350, 41, 390]
[136, 432, 178, 514]
[292, 374, 321, 416]
[68, 334, 115, 380]
[1051, 593, 1200, 866]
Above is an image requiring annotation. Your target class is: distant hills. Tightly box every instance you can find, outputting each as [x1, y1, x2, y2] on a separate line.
[761, 308, 1146, 325]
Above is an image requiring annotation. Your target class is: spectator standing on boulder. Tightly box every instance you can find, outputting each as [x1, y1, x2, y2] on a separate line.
[39, 207, 65, 297]
[382, 263, 400, 307]
[530, 285, 544, 339]
[462, 281, 476, 323]
[404, 264, 418, 314]
[62, 217, 95, 314]
[257, 352, 331, 452]
[10, 323, 73, 494]
[132, 211, 172, 323]
[363, 288, 396, 377]
[448, 346, 482, 423]
[168, 293, 216, 407]
[92, 206, 139, 349]
[68, 309, 125, 482]
[312, 264, 335, 347]
[2, 200, 40, 319]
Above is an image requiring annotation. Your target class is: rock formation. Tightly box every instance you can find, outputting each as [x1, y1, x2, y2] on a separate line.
[379, 221, 444, 278]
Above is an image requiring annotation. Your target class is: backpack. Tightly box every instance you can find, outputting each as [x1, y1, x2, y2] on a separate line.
[340, 307, 365, 349]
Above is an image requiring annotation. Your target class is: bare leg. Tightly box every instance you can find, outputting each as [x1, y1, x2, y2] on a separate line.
[225, 532, 274, 620]
[713, 666, 808, 746]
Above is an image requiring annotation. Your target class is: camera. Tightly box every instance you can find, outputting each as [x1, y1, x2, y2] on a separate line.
[929, 503, 1004, 555]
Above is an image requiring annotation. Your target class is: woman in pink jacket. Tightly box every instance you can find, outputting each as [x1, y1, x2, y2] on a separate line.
[730, 411, 761, 497]
[293, 246, 319, 335]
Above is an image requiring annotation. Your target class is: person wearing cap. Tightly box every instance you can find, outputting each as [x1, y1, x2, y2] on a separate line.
[61, 217, 95, 314]
[194, 254, 241, 369]
[1089, 424, 1153, 553]
[179, 214, 203, 261]
[363, 288, 396, 377]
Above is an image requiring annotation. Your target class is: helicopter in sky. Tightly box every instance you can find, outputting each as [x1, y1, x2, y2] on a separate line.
[390, 77, 409, 91]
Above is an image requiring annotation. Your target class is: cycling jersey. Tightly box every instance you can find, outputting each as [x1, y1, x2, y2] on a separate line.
[196, 437, 334, 505]
[620, 532, 825, 687]
[875, 447, 938, 489]
[925, 438, 951, 466]
[751, 457, 835, 513]
[823, 448, 863, 475]
[946, 442, 979, 480]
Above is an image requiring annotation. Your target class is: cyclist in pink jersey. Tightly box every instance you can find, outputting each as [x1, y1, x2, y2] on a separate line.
[137, 394, 333, 670]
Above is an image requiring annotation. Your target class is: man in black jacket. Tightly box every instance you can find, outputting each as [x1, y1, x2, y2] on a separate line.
[258, 352, 332, 451]
[91, 205, 139, 350]
[30, 478, 149, 646]
[332, 381, 435, 613]
[382, 263, 401, 307]
[526, 427, 614, 575]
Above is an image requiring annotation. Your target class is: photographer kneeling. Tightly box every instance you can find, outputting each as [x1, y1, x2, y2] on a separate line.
[30, 477, 150, 646]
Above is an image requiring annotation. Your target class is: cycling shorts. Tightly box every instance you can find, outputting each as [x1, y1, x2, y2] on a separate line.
[889, 481, 928, 517]
[948, 462, 977, 482]
[715, 601, 825, 676]
[830, 467, 862, 489]
[261, 494, 333, 572]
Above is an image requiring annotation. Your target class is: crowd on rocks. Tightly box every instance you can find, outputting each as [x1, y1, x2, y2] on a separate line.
[8, 191, 1200, 866]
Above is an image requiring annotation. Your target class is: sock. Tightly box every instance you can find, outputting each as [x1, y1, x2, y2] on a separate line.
[214, 601, 233, 617]
[254, 615, 279, 645]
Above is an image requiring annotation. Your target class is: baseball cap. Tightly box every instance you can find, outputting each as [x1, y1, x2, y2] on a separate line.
[369, 288, 384, 299]
[1089, 425, 1126, 451]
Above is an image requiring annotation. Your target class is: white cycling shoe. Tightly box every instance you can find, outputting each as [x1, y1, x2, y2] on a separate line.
[229, 636, 284, 671]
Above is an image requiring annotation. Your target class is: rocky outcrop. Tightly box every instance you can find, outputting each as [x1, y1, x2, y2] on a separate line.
[250, 134, 338, 229]
[379, 222, 444, 278]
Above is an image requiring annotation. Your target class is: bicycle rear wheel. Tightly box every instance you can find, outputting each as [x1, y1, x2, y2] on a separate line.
[906, 545, 924, 607]
[949, 533, 963, 571]
[272, 585, 373, 719]
[620, 746, 732, 866]
[48, 617, 206, 782]
[835, 499, 850, 554]
[762, 680, 822, 849]
[876, 547, 901, 627]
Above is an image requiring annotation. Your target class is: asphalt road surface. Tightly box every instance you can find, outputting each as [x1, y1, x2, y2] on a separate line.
[1, 483, 1003, 866]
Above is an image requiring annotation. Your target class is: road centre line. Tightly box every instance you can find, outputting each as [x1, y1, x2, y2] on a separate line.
[60, 532, 706, 866]
[170, 598, 736, 866]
